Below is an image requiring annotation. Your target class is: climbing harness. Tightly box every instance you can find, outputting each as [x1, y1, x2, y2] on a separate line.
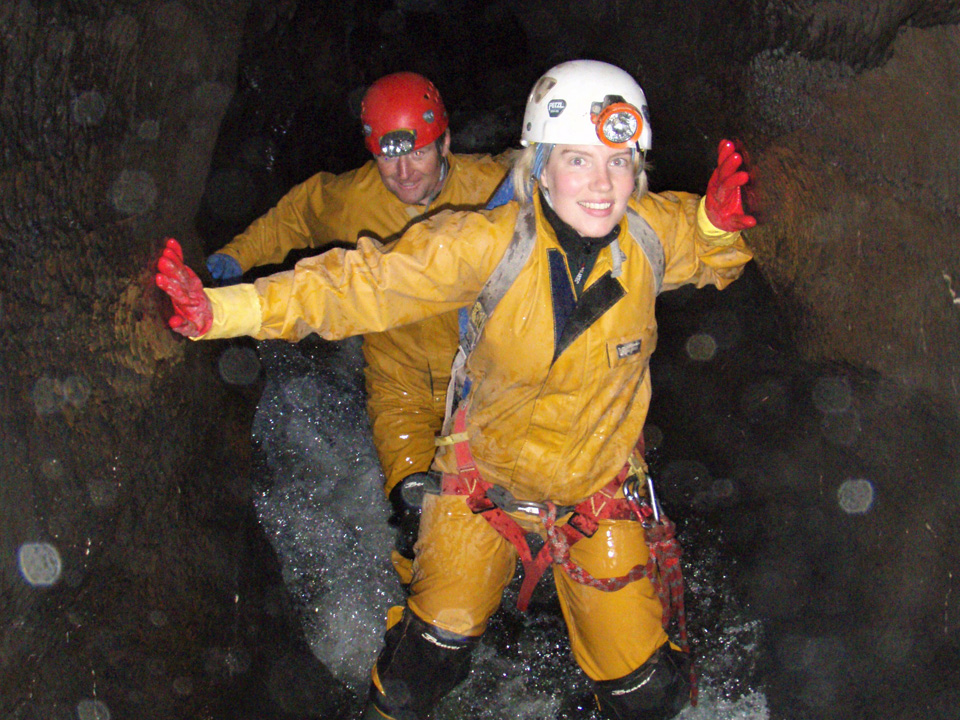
[438, 406, 685, 623]
[435, 405, 696, 703]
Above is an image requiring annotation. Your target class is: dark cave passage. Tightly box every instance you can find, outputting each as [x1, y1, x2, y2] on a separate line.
[647, 264, 960, 720]
[2, 3, 960, 720]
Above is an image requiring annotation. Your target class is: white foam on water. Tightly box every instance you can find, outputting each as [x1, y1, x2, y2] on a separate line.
[677, 689, 769, 719]
[252, 339, 401, 692]
[253, 337, 771, 714]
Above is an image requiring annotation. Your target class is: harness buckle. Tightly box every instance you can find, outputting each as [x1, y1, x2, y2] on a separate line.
[485, 484, 575, 518]
[515, 502, 548, 517]
[486, 485, 545, 516]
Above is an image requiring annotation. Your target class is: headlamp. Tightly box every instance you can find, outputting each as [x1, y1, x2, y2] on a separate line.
[591, 100, 643, 148]
[378, 129, 417, 158]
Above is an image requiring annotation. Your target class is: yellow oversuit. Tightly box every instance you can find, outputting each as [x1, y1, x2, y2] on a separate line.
[201, 188, 752, 682]
[215, 154, 507, 503]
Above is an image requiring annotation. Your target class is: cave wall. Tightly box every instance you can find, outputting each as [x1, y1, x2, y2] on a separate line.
[743, 18, 960, 402]
[0, 1, 258, 717]
[2, 0, 960, 719]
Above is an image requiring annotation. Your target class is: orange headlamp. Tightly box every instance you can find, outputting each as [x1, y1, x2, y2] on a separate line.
[591, 101, 643, 148]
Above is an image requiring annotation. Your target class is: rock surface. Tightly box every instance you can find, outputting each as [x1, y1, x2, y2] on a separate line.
[2, 2, 958, 719]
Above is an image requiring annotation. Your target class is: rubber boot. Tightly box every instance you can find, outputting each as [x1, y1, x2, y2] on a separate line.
[368, 610, 479, 720]
[594, 644, 691, 720]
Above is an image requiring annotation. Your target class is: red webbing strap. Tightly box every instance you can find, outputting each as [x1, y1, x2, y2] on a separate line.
[442, 407, 695, 702]
[443, 409, 687, 630]
[443, 408, 644, 609]
[514, 460, 649, 608]
[444, 407, 541, 604]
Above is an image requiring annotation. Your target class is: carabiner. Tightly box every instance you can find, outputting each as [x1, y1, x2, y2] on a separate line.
[624, 473, 664, 526]
[623, 475, 649, 524]
[646, 474, 662, 523]
[623, 475, 644, 508]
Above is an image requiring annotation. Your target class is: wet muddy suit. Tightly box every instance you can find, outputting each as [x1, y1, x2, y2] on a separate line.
[213, 154, 507, 576]
[199, 189, 751, 719]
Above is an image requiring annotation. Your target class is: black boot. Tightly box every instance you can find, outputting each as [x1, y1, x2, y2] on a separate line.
[368, 610, 480, 720]
[594, 644, 691, 720]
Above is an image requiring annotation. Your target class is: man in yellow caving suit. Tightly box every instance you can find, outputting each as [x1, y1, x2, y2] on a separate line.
[157, 60, 755, 720]
[204, 72, 509, 578]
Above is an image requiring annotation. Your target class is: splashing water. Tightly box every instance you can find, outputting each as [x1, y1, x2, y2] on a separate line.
[250, 335, 770, 716]
[251, 337, 400, 692]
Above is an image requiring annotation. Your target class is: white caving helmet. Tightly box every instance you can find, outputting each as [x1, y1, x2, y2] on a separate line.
[520, 60, 652, 151]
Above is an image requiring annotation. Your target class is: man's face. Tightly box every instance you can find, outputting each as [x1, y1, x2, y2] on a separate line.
[375, 132, 450, 205]
[539, 144, 636, 238]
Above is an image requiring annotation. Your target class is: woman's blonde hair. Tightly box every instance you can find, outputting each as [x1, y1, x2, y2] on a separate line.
[510, 143, 649, 204]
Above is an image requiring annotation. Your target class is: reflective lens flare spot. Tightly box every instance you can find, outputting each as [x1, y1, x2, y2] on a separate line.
[18, 542, 63, 587]
[76, 698, 110, 720]
[685, 333, 718, 361]
[837, 479, 874, 514]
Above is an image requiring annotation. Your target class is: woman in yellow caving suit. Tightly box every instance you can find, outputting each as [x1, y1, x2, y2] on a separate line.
[157, 60, 755, 720]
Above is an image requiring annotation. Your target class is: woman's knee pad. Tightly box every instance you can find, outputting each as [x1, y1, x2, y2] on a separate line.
[593, 644, 691, 720]
[369, 610, 480, 720]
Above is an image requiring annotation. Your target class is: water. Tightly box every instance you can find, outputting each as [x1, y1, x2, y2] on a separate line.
[251, 336, 400, 694]
[248, 330, 770, 718]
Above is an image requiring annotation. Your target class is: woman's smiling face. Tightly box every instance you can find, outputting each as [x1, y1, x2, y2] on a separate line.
[539, 144, 636, 237]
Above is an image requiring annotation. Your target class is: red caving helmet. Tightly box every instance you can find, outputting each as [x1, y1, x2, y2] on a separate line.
[360, 72, 449, 157]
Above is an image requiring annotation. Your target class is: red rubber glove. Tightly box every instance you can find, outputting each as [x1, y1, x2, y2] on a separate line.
[155, 238, 213, 338]
[704, 139, 757, 232]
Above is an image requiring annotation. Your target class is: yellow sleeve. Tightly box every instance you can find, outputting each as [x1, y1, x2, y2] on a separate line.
[202, 206, 516, 342]
[695, 198, 743, 247]
[639, 191, 753, 292]
[202, 284, 262, 339]
[215, 169, 352, 271]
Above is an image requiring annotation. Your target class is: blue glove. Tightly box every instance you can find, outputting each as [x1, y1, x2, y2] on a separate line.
[205, 253, 243, 285]
[485, 177, 515, 210]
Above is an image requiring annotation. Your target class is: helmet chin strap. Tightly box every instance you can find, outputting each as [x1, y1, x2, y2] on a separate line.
[421, 155, 449, 207]
[532, 143, 555, 208]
